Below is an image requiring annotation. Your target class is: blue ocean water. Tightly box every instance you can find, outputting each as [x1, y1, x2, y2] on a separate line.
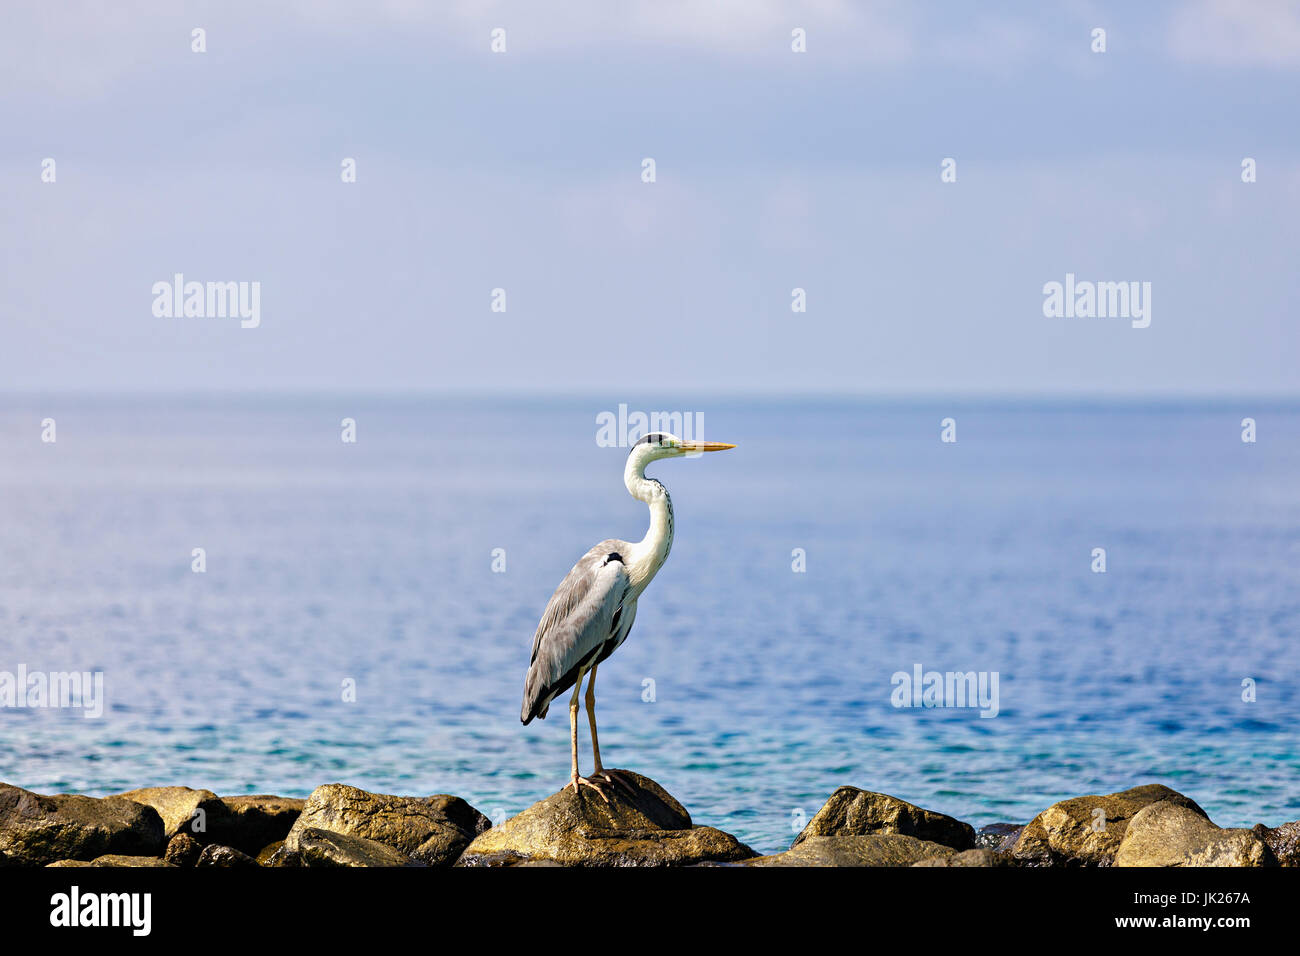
[0, 394, 1297, 855]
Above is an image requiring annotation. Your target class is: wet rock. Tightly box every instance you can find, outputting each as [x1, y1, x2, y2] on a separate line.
[1012, 784, 1207, 866]
[793, 787, 975, 850]
[210, 795, 305, 855]
[195, 844, 258, 867]
[49, 855, 174, 867]
[975, 823, 1024, 852]
[286, 784, 488, 866]
[90, 854, 175, 867]
[164, 833, 202, 867]
[260, 842, 297, 867]
[0, 783, 165, 866]
[115, 787, 229, 842]
[1115, 801, 1276, 867]
[285, 826, 421, 867]
[914, 848, 1015, 867]
[1251, 821, 1300, 867]
[457, 770, 755, 867]
[1185, 837, 1275, 867]
[746, 834, 953, 866]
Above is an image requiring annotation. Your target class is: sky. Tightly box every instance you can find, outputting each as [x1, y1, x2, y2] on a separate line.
[2, 0, 1298, 396]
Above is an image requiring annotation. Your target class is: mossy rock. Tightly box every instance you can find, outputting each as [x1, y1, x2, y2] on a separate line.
[458, 770, 754, 867]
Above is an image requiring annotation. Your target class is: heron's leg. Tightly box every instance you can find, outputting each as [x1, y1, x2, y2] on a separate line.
[568, 679, 581, 778]
[568, 673, 609, 802]
[584, 665, 604, 769]
[584, 665, 636, 796]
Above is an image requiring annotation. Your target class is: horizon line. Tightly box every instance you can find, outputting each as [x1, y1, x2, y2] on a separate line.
[0, 386, 1297, 405]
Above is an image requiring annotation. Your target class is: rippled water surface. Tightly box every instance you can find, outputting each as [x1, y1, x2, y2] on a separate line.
[1, 395, 1297, 854]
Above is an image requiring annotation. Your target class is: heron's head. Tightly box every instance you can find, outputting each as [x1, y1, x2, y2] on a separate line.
[628, 432, 736, 463]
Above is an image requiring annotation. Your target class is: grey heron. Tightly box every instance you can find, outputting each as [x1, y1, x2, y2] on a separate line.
[520, 431, 735, 799]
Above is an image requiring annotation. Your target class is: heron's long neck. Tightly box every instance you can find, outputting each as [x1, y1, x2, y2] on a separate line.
[624, 454, 674, 597]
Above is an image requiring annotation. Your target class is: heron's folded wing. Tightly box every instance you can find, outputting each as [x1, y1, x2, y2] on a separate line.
[522, 549, 628, 722]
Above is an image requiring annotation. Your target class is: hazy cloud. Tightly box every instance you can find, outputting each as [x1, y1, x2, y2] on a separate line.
[1168, 0, 1300, 68]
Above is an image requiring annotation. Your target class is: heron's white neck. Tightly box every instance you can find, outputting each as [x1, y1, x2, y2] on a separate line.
[623, 451, 674, 597]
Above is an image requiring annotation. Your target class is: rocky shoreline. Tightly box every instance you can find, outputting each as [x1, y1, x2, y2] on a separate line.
[2, 775, 1295, 867]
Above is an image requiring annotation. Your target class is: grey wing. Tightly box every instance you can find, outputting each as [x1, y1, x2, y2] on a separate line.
[520, 542, 630, 724]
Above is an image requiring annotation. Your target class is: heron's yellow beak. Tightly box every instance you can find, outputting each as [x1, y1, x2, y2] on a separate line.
[678, 441, 736, 454]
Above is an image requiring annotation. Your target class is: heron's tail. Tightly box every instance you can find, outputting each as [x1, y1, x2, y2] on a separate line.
[520, 668, 549, 724]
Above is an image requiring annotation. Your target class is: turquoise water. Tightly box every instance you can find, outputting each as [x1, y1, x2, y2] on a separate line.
[0, 395, 1297, 854]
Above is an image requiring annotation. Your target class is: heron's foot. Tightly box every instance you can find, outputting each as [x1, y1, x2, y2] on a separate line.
[568, 774, 612, 803]
[593, 767, 637, 796]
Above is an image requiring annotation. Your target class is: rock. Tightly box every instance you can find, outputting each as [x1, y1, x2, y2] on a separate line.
[746, 834, 953, 867]
[1251, 821, 1300, 867]
[164, 833, 202, 867]
[50, 855, 174, 867]
[210, 795, 305, 855]
[1185, 837, 1275, 867]
[1012, 784, 1207, 866]
[0, 783, 166, 866]
[91, 854, 175, 867]
[195, 844, 258, 867]
[286, 784, 488, 866]
[114, 787, 229, 842]
[284, 826, 421, 867]
[975, 823, 1024, 852]
[261, 842, 297, 867]
[1115, 801, 1276, 867]
[793, 787, 975, 850]
[457, 770, 755, 867]
[914, 848, 1015, 867]
[256, 840, 284, 865]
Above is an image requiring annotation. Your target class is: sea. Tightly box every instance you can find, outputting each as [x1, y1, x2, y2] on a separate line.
[0, 394, 1296, 854]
